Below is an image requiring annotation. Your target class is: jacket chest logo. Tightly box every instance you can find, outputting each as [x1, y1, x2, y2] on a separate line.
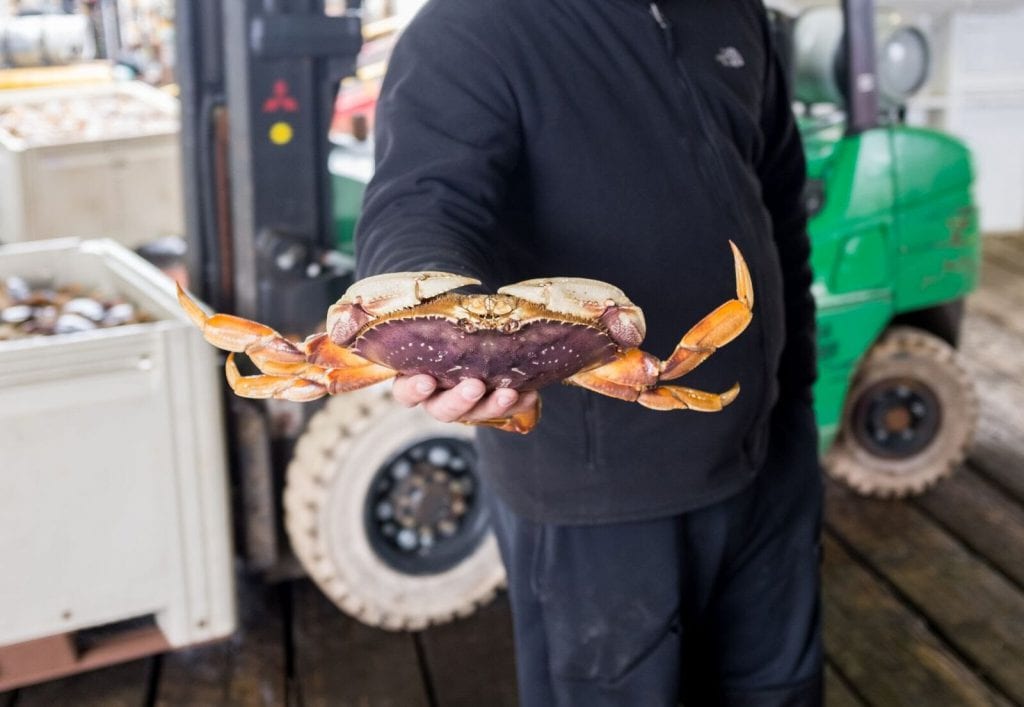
[715, 47, 745, 68]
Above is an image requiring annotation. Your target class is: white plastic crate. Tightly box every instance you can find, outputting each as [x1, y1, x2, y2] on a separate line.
[0, 81, 183, 248]
[0, 239, 234, 685]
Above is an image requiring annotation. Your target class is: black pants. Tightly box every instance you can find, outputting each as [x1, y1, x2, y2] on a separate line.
[488, 401, 824, 706]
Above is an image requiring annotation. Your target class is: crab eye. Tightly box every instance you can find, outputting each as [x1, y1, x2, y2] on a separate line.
[502, 320, 521, 333]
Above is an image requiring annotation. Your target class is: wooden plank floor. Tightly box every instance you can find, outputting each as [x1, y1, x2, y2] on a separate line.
[4, 235, 1024, 706]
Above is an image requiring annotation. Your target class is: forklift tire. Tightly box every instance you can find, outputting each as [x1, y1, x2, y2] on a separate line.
[826, 326, 978, 498]
[284, 385, 506, 631]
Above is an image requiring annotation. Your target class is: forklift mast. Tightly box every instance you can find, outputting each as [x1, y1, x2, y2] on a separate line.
[176, 0, 362, 330]
[175, 0, 363, 570]
[842, 0, 880, 134]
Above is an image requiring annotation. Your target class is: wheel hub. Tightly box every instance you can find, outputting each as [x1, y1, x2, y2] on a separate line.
[852, 378, 942, 459]
[365, 437, 488, 575]
[390, 464, 468, 541]
[882, 406, 913, 432]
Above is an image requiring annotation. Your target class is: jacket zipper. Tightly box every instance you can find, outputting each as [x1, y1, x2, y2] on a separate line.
[649, 3, 674, 52]
[648, 2, 731, 202]
[648, 3, 754, 267]
[649, 1, 764, 248]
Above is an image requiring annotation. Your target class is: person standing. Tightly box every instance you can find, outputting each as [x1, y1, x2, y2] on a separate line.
[356, 0, 822, 704]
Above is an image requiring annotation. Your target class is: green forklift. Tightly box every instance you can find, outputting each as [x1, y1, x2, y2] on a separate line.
[297, 0, 981, 628]
[784, 2, 980, 497]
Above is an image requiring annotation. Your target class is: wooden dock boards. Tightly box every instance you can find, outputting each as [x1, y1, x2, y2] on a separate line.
[287, 584, 518, 707]
[153, 581, 290, 706]
[825, 663, 865, 707]
[915, 466, 1024, 590]
[289, 580, 429, 707]
[417, 597, 519, 707]
[826, 483, 1024, 704]
[822, 534, 1007, 706]
[960, 291, 1024, 503]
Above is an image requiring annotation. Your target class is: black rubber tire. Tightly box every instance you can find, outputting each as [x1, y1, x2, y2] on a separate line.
[284, 386, 505, 631]
[826, 326, 978, 498]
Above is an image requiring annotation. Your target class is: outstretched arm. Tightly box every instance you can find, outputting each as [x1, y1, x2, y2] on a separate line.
[356, 1, 519, 285]
[355, 2, 535, 424]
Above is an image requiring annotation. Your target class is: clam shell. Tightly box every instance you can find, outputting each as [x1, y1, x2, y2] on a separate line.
[63, 297, 106, 322]
[2, 305, 33, 324]
[55, 313, 97, 334]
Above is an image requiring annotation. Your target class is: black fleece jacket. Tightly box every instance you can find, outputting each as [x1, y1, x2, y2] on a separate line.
[356, 0, 816, 524]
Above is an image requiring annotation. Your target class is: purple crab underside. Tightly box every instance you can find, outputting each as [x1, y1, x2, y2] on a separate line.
[353, 317, 619, 390]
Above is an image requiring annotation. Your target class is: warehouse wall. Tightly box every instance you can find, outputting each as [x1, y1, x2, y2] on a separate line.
[943, 5, 1024, 233]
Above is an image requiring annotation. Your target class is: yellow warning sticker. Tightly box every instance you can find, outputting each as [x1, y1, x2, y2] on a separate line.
[269, 121, 294, 145]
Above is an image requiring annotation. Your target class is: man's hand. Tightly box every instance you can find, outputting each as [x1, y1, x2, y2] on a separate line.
[393, 374, 538, 426]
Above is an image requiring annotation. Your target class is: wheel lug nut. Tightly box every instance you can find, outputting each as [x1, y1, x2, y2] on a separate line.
[391, 459, 412, 479]
[427, 446, 451, 466]
[397, 529, 417, 550]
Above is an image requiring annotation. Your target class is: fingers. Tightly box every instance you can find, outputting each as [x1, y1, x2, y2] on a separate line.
[443, 386, 538, 425]
[423, 379, 489, 422]
[393, 376, 537, 427]
[392, 374, 438, 407]
[482, 390, 540, 423]
[456, 387, 533, 424]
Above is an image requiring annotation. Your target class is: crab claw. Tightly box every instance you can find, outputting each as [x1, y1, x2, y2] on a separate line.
[499, 277, 646, 348]
[657, 241, 755, 381]
[730, 240, 754, 310]
[326, 271, 481, 346]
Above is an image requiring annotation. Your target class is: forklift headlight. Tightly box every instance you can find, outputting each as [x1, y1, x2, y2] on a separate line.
[878, 25, 930, 107]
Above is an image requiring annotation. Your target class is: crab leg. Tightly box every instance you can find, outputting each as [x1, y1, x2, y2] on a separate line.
[177, 284, 310, 376]
[637, 382, 740, 412]
[568, 349, 659, 399]
[225, 352, 397, 401]
[322, 361, 398, 393]
[225, 354, 329, 402]
[462, 396, 542, 434]
[659, 241, 754, 381]
[303, 332, 384, 369]
[567, 348, 740, 412]
[179, 285, 399, 398]
[297, 333, 399, 391]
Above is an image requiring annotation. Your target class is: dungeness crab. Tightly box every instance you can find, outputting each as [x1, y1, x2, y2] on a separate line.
[177, 242, 754, 433]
